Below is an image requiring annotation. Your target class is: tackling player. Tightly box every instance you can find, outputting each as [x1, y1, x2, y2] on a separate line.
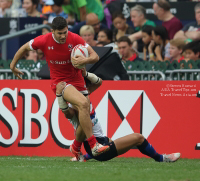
[56, 69, 181, 163]
[10, 16, 109, 156]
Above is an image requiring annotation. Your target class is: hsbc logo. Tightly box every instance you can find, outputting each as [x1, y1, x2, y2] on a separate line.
[0, 88, 73, 148]
[0, 89, 160, 149]
[95, 90, 160, 140]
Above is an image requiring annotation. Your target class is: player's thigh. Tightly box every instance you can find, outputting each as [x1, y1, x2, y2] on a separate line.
[63, 85, 88, 108]
[114, 133, 144, 155]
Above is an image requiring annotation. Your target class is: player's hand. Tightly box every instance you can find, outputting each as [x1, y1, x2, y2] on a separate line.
[10, 67, 24, 80]
[81, 67, 87, 77]
[71, 55, 85, 68]
[56, 81, 66, 95]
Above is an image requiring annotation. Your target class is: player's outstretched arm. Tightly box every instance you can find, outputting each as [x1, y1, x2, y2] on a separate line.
[10, 42, 31, 79]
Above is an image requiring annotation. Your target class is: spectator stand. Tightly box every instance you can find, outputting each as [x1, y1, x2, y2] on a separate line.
[121, 1, 197, 26]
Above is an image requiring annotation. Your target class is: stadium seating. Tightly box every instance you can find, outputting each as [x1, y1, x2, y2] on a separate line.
[1, 59, 200, 80]
[124, 60, 200, 80]
[0, 59, 47, 80]
[0, 59, 10, 69]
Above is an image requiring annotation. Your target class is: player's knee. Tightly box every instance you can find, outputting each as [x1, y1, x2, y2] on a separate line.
[136, 133, 145, 144]
[78, 97, 89, 110]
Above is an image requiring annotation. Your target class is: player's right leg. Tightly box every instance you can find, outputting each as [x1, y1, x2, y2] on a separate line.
[113, 133, 180, 162]
[61, 84, 110, 156]
[69, 123, 86, 161]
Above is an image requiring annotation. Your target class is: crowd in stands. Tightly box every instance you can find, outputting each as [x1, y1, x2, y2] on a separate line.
[1, 0, 200, 72]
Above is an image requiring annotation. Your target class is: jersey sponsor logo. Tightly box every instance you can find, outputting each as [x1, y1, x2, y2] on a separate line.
[96, 90, 160, 140]
[50, 60, 70, 64]
[48, 46, 54, 50]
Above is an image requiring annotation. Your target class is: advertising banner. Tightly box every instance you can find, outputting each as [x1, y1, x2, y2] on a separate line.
[0, 80, 199, 158]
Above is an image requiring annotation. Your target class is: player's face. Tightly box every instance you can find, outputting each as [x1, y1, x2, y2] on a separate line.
[53, 27, 68, 44]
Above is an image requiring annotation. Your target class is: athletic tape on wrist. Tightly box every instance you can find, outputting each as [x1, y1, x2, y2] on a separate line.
[87, 72, 100, 84]
[56, 94, 69, 111]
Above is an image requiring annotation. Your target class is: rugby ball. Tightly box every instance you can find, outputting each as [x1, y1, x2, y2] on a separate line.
[71, 44, 89, 69]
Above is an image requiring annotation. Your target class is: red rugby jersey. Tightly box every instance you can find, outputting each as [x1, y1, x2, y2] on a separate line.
[29, 31, 87, 91]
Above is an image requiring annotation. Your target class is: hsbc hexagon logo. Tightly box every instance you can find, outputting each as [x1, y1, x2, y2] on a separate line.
[95, 90, 160, 140]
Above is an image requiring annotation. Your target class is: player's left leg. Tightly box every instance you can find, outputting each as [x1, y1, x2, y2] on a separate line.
[114, 133, 180, 162]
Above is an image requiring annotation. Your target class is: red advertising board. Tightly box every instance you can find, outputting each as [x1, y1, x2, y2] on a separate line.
[0, 80, 199, 158]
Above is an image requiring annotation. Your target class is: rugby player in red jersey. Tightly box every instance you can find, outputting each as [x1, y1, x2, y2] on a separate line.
[10, 16, 110, 156]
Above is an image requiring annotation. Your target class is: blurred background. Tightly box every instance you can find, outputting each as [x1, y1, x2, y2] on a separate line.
[1, 0, 200, 81]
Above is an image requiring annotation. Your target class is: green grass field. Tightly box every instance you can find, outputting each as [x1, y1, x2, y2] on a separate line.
[0, 156, 199, 181]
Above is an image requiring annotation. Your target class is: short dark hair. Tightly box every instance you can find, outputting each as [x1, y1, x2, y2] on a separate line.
[157, 0, 170, 11]
[117, 36, 132, 46]
[52, 17, 68, 30]
[183, 40, 200, 54]
[142, 25, 154, 36]
[112, 12, 125, 21]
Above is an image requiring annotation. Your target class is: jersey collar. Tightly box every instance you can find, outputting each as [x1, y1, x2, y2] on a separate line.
[52, 33, 60, 44]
